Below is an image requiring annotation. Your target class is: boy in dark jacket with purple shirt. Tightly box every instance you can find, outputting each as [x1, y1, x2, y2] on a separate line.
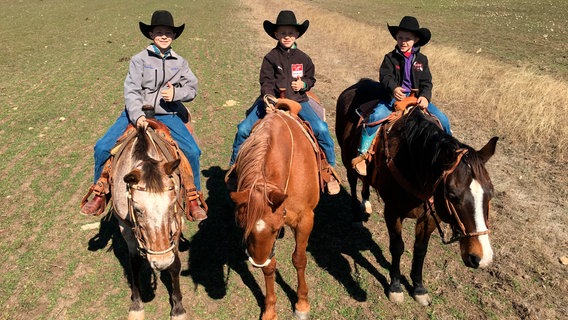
[352, 16, 451, 176]
[228, 10, 340, 194]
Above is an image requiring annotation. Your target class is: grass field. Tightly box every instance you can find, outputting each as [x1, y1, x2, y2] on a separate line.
[1, 0, 567, 319]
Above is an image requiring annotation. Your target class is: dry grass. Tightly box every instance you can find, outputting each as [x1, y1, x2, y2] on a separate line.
[257, 0, 568, 158]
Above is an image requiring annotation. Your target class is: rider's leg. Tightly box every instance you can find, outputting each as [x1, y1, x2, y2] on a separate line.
[298, 101, 340, 195]
[158, 114, 207, 221]
[426, 102, 452, 135]
[229, 98, 265, 166]
[81, 111, 129, 216]
[352, 100, 393, 176]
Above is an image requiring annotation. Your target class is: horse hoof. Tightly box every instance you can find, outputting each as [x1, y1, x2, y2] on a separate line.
[388, 291, 404, 304]
[361, 200, 373, 214]
[128, 309, 145, 320]
[414, 293, 432, 306]
[294, 310, 310, 320]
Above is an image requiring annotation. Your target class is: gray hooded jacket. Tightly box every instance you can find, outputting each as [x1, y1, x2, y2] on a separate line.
[124, 45, 198, 124]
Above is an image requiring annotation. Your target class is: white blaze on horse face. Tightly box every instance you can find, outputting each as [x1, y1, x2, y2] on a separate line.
[255, 219, 267, 233]
[140, 192, 172, 226]
[470, 178, 493, 267]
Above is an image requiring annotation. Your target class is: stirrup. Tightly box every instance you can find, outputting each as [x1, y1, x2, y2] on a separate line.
[351, 154, 369, 176]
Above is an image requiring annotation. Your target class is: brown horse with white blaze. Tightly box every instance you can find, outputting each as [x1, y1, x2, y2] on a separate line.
[336, 79, 498, 305]
[111, 126, 186, 320]
[230, 98, 320, 320]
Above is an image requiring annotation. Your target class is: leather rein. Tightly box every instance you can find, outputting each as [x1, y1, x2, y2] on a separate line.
[382, 108, 491, 244]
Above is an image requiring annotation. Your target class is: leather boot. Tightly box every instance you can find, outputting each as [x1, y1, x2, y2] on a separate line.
[80, 194, 106, 216]
[80, 160, 111, 216]
[189, 200, 207, 222]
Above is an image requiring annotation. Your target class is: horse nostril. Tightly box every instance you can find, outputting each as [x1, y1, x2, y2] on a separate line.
[467, 254, 481, 268]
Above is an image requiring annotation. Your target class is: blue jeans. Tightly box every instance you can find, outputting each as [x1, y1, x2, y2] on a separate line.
[93, 110, 202, 190]
[230, 98, 336, 166]
[366, 98, 452, 135]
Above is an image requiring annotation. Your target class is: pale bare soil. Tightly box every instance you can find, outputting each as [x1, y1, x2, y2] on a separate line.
[239, 0, 568, 318]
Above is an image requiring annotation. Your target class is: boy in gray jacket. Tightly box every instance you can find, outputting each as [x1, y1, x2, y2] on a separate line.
[80, 10, 207, 221]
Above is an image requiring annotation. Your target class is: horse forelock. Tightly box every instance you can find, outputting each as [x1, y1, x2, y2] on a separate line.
[132, 128, 165, 193]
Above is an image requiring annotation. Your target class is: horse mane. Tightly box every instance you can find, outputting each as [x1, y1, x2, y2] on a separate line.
[401, 109, 461, 187]
[132, 127, 164, 193]
[235, 115, 278, 238]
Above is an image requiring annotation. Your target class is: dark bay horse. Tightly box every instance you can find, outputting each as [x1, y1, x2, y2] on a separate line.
[230, 98, 320, 320]
[111, 126, 186, 320]
[336, 79, 498, 305]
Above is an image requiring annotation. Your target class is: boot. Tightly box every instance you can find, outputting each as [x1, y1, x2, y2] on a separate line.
[80, 181, 107, 216]
[189, 200, 207, 221]
[185, 188, 208, 222]
[351, 126, 378, 176]
[80, 162, 111, 216]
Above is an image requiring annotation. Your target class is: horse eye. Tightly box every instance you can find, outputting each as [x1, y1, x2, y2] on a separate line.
[446, 192, 459, 201]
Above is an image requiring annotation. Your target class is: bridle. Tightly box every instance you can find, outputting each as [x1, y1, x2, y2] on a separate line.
[384, 122, 491, 244]
[124, 176, 182, 257]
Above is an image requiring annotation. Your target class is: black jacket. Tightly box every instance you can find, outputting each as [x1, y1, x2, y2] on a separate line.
[259, 44, 316, 103]
[379, 46, 433, 102]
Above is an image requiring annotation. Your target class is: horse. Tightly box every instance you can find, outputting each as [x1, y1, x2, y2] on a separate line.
[110, 126, 186, 320]
[336, 79, 498, 305]
[229, 98, 320, 320]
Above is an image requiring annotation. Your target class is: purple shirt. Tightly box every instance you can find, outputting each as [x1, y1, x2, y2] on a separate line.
[401, 48, 414, 93]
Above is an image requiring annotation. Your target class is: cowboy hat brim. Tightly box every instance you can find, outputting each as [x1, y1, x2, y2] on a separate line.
[139, 22, 185, 40]
[263, 20, 309, 40]
[388, 25, 431, 47]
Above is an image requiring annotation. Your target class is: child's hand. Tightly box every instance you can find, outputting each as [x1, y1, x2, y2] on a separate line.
[291, 77, 304, 92]
[136, 116, 148, 129]
[417, 96, 429, 109]
[161, 82, 174, 102]
[393, 87, 406, 101]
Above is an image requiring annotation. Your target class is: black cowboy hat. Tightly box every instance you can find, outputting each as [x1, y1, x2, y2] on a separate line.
[263, 10, 309, 40]
[388, 16, 431, 47]
[139, 10, 185, 40]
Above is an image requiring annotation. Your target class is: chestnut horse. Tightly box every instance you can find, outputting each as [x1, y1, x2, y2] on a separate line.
[336, 79, 498, 305]
[111, 126, 186, 320]
[230, 98, 320, 320]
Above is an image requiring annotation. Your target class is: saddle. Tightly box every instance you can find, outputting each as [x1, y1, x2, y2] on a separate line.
[233, 95, 340, 193]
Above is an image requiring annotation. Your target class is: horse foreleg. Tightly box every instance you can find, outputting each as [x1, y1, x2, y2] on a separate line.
[361, 181, 372, 215]
[292, 220, 313, 320]
[347, 171, 365, 225]
[168, 253, 187, 320]
[410, 216, 436, 306]
[261, 258, 278, 320]
[385, 208, 405, 304]
[128, 253, 145, 320]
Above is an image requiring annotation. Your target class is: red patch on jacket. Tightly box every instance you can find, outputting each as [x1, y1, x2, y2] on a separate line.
[413, 62, 424, 72]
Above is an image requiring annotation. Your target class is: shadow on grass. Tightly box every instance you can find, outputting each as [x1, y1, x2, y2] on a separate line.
[308, 186, 394, 301]
[88, 209, 174, 304]
[185, 166, 265, 312]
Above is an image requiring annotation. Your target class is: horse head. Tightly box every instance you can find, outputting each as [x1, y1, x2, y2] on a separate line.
[434, 137, 498, 268]
[123, 130, 182, 271]
[231, 182, 287, 268]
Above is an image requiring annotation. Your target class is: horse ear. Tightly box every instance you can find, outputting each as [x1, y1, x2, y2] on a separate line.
[230, 190, 250, 206]
[477, 136, 499, 163]
[124, 169, 141, 184]
[163, 159, 181, 175]
[268, 189, 287, 209]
